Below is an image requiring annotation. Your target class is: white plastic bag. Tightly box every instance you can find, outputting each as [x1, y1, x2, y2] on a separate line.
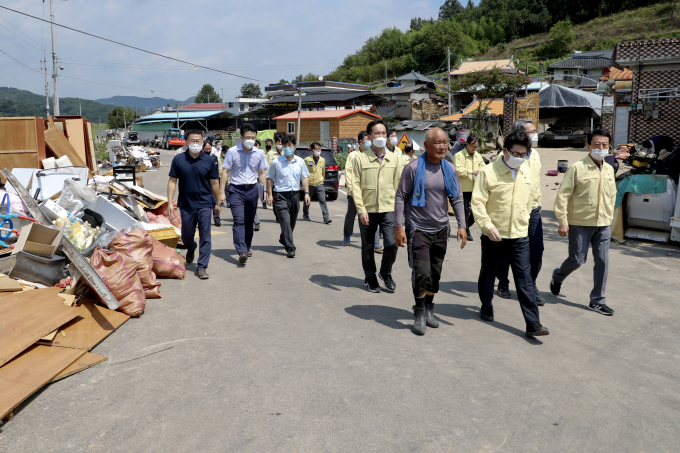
[57, 179, 97, 215]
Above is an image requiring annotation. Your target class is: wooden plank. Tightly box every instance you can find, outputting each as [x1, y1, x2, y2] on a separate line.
[43, 116, 88, 168]
[63, 118, 88, 166]
[40, 294, 77, 341]
[0, 287, 81, 367]
[40, 299, 129, 350]
[49, 353, 107, 382]
[0, 277, 23, 292]
[84, 120, 97, 172]
[0, 345, 85, 420]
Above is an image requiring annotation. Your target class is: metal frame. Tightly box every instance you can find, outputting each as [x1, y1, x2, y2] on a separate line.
[637, 88, 679, 101]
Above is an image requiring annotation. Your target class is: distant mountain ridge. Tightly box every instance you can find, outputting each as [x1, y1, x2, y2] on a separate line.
[94, 95, 195, 110]
[0, 87, 116, 121]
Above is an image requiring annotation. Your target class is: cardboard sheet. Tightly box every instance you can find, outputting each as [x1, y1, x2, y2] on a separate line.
[49, 352, 107, 382]
[43, 116, 88, 169]
[0, 287, 80, 366]
[0, 345, 85, 420]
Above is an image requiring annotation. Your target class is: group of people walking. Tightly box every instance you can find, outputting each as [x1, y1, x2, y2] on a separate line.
[167, 118, 617, 338]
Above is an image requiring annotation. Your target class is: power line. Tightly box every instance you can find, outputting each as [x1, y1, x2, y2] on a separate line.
[0, 14, 42, 47]
[0, 48, 43, 77]
[0, 20, 42, 51]
[0, 5, 268, 84]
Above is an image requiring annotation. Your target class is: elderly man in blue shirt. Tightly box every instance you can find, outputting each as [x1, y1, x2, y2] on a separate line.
[266, 134, 311, 258]
[220, 123, 268, 265]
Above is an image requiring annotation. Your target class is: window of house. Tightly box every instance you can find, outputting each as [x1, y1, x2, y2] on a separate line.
[287, 122, 295, 134]
[563, 70, 575, 81]
[229, 102, 233, 108]
[240, 104, 245, 111]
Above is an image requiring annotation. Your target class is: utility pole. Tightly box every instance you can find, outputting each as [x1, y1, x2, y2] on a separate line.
[447, 48, 452, 115]
[42, 52, 50, 118]
[50, 0, 60, 116]
[176, 104, 179, 130]
[79, 103, 82, 116]
[296, 85, 303, 142]
[525, 60, 529, 97]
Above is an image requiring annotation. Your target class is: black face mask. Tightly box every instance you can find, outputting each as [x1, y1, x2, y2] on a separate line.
[266, 145, 272, 150]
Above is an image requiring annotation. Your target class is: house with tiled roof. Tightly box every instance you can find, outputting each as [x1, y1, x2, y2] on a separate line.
[549, 50, 613, 90]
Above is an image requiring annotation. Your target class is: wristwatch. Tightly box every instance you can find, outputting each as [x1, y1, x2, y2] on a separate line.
[305, 191, 310, 194]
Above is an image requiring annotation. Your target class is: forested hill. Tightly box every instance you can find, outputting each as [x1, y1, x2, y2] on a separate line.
[327, 1, 680, 85]
[0, 87, 116, 121]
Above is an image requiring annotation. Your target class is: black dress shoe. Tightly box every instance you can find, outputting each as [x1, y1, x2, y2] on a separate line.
[238, 253, 248, 264]
[324, 219, 332, 224]
[214, 219, 221, 227]
[550, 268, 562, 295]
[480, 305, 494, 322]
[287, 249, 296, 258]
[466, 230, 473, 241]
[526, 322, 549, 337]
[303, 216, 311, 221]
[535, 291, 546, 306]
[254, 223, 260, 231]
[365, 274, 380, 293]
[186, 248, 195, 264]
[496, 285, 511, 299]
[247, 249, 253, 257]
[378, 273, 396, 293]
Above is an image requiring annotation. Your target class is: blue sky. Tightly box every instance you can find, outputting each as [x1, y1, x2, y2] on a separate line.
[0, 0, 452, 101]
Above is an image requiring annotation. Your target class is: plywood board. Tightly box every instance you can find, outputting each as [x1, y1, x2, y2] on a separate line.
[63, 118, 87, 166]
[50, 352, 107, 382]
[85, 120, 97, 172]
[41, 294, 78, 341]
[0, 345, 85, 420]
[40, 300, 129, 350]
[43, 117, 88, 168]
[0, 287, 80, 366]
[0, 277, 23, 292]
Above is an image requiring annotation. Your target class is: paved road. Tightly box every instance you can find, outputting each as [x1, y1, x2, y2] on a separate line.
[2, 148, 679, 452]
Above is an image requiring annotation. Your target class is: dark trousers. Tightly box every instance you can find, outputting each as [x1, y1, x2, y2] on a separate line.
[479, 235, 540, 325]
[214, 184, 229, 223]
[359, 212, 397, 278]
[496, 207, 544, 289]
[345, 195, 381, 245]
[406, 225, 448, 297]
[303, 184, 329, 221]
[180, 207, 212, 270]
[552, 225, 610, 304]
[273, 191, 300, 253]
[229, 185, 258, 254]
[462, 191, 475, 232]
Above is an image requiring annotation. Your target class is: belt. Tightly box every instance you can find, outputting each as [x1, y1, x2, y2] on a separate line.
[233, 184, 256, 188]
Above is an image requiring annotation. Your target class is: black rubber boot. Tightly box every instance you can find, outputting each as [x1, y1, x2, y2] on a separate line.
[413, 297, 426, 335]
[424, 294, 439, 328]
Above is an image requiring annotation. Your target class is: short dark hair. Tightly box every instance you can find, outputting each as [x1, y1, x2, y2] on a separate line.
[642, 140, 652, 148]
[274, 132, 285, 143]
[358, 131, 368, 141]
[255, 140, 261, 147]
[283, 134, 296, 146]
[587, 129, 612, 146]
[387, 128, 397, 137]
[205, 136, 214, 143]
[404, 144, 413, 153]
[311, 141, 322, 149]
[504, 131, 530, 151]
[366, 119, 386, 135]
[466, 134, 480, 145]
[185, 129, 203, 140]
[265, 138, 273, 145]
[240, 123, 257, 136]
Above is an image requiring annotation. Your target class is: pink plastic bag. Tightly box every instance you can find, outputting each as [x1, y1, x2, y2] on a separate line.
[91, 246, 146, 317]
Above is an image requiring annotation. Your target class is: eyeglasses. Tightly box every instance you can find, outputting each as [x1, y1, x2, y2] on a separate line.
[187, 139, 203, 144]
[507, 150, 528, 158]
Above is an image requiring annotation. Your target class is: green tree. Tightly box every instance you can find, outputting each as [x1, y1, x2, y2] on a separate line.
[277, 78, 289, 85]
[409, 17, 435, 31]
[107, 106, 136, 129]
[439, 0, 465, 20]
[194, 84, 221, 103]
[412, 20, 478, 71]
[548, 19, 575, 57]
[239, 83, 263, 98]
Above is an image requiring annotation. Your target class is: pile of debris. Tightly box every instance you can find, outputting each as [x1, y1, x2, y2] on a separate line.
[0, 163, 187, 423]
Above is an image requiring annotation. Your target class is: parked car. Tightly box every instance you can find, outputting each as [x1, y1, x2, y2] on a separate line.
[539, 117, 601, 147]
[293, 146, 340, 201]
[124, 132, 140, 146]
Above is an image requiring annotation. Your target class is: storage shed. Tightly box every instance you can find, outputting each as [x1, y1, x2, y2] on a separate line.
[273, 110, 381, 142]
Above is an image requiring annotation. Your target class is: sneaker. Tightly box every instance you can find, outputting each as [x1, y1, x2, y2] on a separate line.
[549, 268, 561, 295]
[186, 248, 195, 264]
[526, 321, 549, 337]
[496, 285, 511, 299]
[324, 219, 332, 224]
[196, 269, 209, 280]
[238, 253, 248, 264]
[287, 249, 296, 258]
[214, 219, 221, 227]
[374, 245, 384, 253]
[343, 236, 351, 246]
[589, 302, 614, 316]
[254, 223, 260, 231]
[378, 273, 396, 293]
[365, 274, 380, 293]
[247, 249, 253, 257]
[535, 291, 546, 306]
[303, 216, 311, 221]
[480, 305, 494, 322]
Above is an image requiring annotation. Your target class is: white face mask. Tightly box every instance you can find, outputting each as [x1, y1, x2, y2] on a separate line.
[313, 150, 321, 157]
[243, 139, 255, 149]
[389, 137, 398, 146]
[276, 144, 282, 150]
[372, 137, 387, 148]
[591, 149, 609, 160]
[188, 144, 202, 154]
[528, 133, 538, 146]
[504, 151, 525, 169]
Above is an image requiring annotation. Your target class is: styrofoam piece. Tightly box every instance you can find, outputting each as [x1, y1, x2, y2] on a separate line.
[40, 199, 69, 221]
[42, 157, 57, 170]
[624, 227, 671, 243]
[85, 196, 140, 231]
[55, 155, 73, 168]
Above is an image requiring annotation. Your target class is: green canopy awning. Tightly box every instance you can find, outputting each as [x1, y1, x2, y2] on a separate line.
[132, 121, 173, 132]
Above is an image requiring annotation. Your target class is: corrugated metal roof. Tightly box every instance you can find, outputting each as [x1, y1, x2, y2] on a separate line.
[273, 109, 381, 120]
[180, 103, 226, 110]
[373, 85, 434, 95]
[262, 91, 384, 104]
[134, 110, 229, 123]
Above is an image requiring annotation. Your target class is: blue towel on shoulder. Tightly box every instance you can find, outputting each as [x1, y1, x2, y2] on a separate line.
[411, 156, 458, 207]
